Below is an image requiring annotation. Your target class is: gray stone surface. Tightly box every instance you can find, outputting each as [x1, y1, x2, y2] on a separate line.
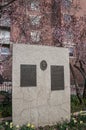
[12, 44, 70, 127]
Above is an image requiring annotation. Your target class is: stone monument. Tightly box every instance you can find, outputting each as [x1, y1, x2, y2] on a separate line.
[12, 44, 70, 127]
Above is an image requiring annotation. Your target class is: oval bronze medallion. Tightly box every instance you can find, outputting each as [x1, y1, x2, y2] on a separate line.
[40, 60, 47, 71]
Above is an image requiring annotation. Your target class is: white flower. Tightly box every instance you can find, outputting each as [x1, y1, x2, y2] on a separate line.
[80, 121, 83, 124]
[10, 122, 13, 128]
[80, 110, 83, 114]
[5, 122, 8, 125]
[74, 119, 77, 123]
[72, 117, 75, 120]
[16, 125, 20, 128]
[27, 123, 30, 127]
[31, 124, 35, 128]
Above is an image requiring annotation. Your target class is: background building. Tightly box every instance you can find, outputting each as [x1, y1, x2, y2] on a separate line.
[0, 0, 86, 87]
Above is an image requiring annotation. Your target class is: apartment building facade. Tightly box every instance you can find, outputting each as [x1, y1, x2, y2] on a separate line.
[0, 0, 86, 85]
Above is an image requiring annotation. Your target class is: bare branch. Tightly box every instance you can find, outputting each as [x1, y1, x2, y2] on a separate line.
[0, 0, 16, 9]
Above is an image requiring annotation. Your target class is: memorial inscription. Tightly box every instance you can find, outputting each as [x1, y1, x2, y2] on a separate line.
[51, 66, 64, 90]
[20, 65, 36, 87]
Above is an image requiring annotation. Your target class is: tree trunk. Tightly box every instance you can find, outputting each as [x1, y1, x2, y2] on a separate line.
[70, 64, 82, 104]
[74, 61, 86, 99]
[83, 79, 86, 99]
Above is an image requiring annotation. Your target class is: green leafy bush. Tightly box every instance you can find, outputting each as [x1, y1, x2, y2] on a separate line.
[0, 91, 12, 118]
[0, 122, 35, 130]
[71, 95, 86, 113]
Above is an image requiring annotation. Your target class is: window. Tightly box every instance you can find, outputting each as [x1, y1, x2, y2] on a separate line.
[63, 42, 76, 57]
[62, 0, 72, 9]
[69, 47, 74, 56]
[63, 14, 72, 23]
[0, 47, 10, 55]
[67, 0, 72, 2]
[0, 44, 10, 55]
[29, 15, 41, 26]
[30, 0, 40, 11]
[31, 31, 41, 42]
[63, 41, 75, 57]
[0, 30, 10, 43]
[1, 0, 8, 5]
[0, 15, 10, 27]
[65, 28, 74, 40]
[66, 31, 73, 39]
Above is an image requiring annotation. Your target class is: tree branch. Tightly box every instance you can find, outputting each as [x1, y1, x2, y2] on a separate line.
[0, 0, 16, 9]
[70, 63, 82, 104]
[74, 62, 86, 79]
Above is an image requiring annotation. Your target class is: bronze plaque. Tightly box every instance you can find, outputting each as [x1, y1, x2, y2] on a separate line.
[20, 65, 36, 87]
[51, 66, 64, 90]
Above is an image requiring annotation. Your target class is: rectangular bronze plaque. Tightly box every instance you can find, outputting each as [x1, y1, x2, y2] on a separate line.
[20, 65, 36, 87]
[51, 66, 64, 90]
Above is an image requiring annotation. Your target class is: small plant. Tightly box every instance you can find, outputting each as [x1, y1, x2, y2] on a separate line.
[0, 112, 86, 130]
[0, 122, 35, 130]
[71, 95, 86, 113]
[0, 91, 12, 118]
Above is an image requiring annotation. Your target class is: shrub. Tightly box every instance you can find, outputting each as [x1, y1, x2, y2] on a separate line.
[71, 95, 86, 113]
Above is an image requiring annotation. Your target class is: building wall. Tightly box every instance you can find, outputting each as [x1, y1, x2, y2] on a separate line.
[11, 0, 61, 46]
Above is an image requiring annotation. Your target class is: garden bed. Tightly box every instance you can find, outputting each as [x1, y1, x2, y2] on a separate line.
[0, 111, 86, 130]
[0, 95, 86, 129]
